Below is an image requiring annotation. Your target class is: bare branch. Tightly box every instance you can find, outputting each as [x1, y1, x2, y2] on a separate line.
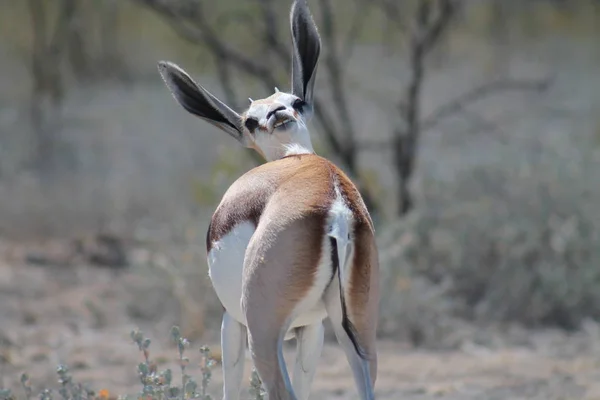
[317, 0, 357, 166]
[214, 10, 258, 35]
[420, 78, 551, 132]
[26, 0, 80, 172]
[315, 0, 379, 210]
[340, 0, 372, 62]
[419, 0, 456, 55]
[391, 0, 457, 215]
[356, 76, 549, 152]
[372, 0, 409, 33]
[213, 53, 239, 109]
[458, 108, 501, 136]
[255, 0, 291, 68]
[312, 101, 344, 155]
[28, 0, 48, 133]
[136, 0, 280, 91]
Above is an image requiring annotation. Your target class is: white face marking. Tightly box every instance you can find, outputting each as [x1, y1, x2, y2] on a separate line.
[243, 92, 315, 161]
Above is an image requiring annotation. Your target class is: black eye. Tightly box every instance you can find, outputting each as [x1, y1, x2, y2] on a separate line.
[292, 98, 306, 112]
[245, 118, 259, 132]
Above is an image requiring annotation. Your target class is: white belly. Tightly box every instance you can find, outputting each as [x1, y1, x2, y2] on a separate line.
[207, 221, 328, 338]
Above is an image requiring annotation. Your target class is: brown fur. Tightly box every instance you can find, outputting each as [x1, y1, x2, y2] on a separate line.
[349, 227, 379, 375]
[207, 153, 378, 398]
[207, 152, 376, 314]
[207, 153, 340, 251]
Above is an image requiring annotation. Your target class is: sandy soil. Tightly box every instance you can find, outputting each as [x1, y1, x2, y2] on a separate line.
[1, 254, 600, 400]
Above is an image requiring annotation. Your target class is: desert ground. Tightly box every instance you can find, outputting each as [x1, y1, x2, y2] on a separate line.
[2, 244, 600, 400]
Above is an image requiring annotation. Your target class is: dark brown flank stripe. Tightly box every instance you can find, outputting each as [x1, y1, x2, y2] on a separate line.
[206, 197, 264, 253]
[206, 153, 337, 253]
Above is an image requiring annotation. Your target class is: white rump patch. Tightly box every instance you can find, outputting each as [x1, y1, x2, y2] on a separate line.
[328, 181, 354, 289]
[209, 220, 328, 332]
[208, 221, 255, 325]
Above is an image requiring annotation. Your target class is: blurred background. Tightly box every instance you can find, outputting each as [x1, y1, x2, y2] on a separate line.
[1, 0, 600, 398]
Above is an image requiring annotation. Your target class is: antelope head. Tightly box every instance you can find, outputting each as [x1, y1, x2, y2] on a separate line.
[157, 0, 321, 162]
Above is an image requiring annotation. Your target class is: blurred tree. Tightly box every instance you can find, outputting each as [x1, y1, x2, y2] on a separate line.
[135, 0, 550, 218]
[65, 0, 91, 81]
[97, 0, 129, 80]
[392, 0, 457, 215]
[363, 0, 549, 215]
[25, 0, 129, 173]
[27, 0, 78, 171]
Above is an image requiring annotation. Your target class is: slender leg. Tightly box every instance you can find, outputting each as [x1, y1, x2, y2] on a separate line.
[324, 277, 377, 400]
[242, 216, 329, 400]
[292, 322, 324, 400]
[221, 312, 247, 400]
[247, 327, 295, 400]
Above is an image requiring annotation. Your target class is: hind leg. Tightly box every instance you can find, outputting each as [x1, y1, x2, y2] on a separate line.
[242, 257, 299, 400]
[242, 216, 328, 400]
[324, 275, 377, 400]
[247, 330, 294, 400]
[221, 312, 247, 400]
[292, 322, 324, 400]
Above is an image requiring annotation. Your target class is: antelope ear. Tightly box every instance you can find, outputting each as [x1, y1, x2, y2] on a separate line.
[290, 0, 321, 109]
[158, 61, 251, 147]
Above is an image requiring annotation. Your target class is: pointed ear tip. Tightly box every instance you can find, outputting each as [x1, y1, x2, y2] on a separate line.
[290, 0, 308, 17]
[158, 61, 189, 78]
[158, 60, 176, 73]
[293, 0, 308, 8]
[290, 0, 320, 34]
[157, 61, 172, 80]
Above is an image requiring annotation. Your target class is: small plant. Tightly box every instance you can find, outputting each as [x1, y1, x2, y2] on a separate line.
[197, 347, 214, 400]
[0, 389, 14, 400]
[56, 365, 95, 400]
[21, 374, 33, 400]
[171, 325, 196, 400]
[129, 326, 215, 400]
[248, 368, 264, 400]
[0, 327, 217, 400]
[39, 390, 53, 400]
[0, 367, 95, 400]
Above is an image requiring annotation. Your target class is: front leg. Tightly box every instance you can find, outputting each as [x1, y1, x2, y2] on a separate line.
[221, 312, 247, 400]
[292, 322, 324, 400]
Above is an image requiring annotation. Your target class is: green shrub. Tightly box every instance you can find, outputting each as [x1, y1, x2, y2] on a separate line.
[378, 160, 600, 334]
[0, 327, 265, 400]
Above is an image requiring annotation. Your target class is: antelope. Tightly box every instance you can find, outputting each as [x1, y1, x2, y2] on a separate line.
[157, 1, 379, 399]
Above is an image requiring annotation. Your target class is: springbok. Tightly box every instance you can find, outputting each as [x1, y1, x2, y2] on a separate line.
[157, 1, 379, 399]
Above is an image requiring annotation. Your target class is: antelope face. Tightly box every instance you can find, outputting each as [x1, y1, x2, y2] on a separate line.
[158, 0, 321, 162]
[243, 91, 314, 160]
